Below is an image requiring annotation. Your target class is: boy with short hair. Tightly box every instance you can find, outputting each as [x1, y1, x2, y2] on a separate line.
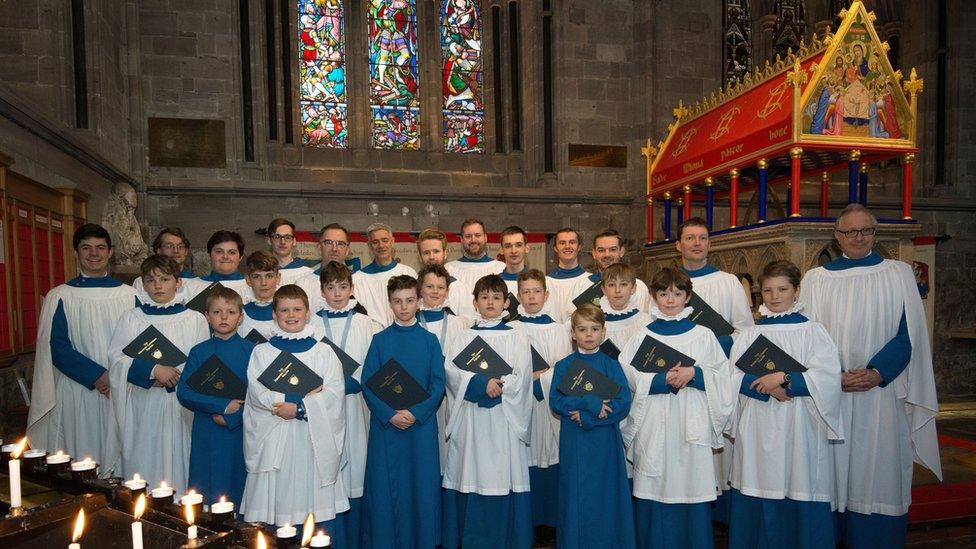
[177, 287, 255, 507]
[241, 284, 349, 537]
[499, 225, 531, 320]
[107, 255, 210, 494]
[361, 275, 445, 549]
[266, 217, 313, 287]
[134, 227, 202, 298]
[442, 274, 533, 548]
[417, 228, 467, 321]
[546, 228, 590, 323]
[566, 230, 650, 320]
[239, 251, 282, 341]
[313, 260, 380, 549]
[601, 263, 652, 353]
[193, 230, 249, 299]
[506, 269, 572, 542]
[416, 263, 469, 471]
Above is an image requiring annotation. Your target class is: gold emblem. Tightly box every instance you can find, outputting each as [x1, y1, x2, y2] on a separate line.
[765, 361, 776, 371]
[393, 384, 403, 394]
[671, 127, 698, 157]
[152, 349, 163, 360]
[584, 382, 594, 392]
[479, 360, 489, 370]
[655, 358, 666, 368]
[709, 106, 742, 141]
[288, 375, 300, 385]
[214, 381, 225, 390]
[756, 81, 788, 120]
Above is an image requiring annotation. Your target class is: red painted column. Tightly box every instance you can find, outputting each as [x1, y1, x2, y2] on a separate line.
[820, 171, 830, 217]
[683, 185, 692, 219]
[646, 196, 654, 243]
[729, 168, 740, 228]
[790, 147, 803, 217]
[902, 153, 915, 219]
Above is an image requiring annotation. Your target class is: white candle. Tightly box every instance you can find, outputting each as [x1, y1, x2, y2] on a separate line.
[8, 458, 21, 508]
[187, 524, 198, 540]
[180, 491, 203, 506]
[68, 544, 80, 549]
[70, 458, 97, 472]
[210, 498, 234, 515]
[47, 451, 71, 465]
[124, 473, 147, 491]
[310, 531, 331, 547]
[185, 500, 198, 540]
[132, 494, 146, 549]
[151, 481, 174, 500]
[276, 523, 297, 539]
[69, 507, 85, 549]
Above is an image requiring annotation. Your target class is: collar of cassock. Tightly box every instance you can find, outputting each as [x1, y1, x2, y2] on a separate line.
[419, 309, 448, 322]
[499, 268, 527, 281]
[681, 264, 720, 278]
[244, 301, 274, 320]
[516, 306, 553, 324]
[180, 267, 197, 279]
[473, 318, 510, 330]
[317, 299, 358, 317]
[139, 297, 187, 315]
[458, 254, 493, 263]
[600, 296, 639, 320]
[279, 258, 308, 271]
[758, 301, 803, 319]
[647, 317, 696, 335]
[203, 270, 244, 282]
[361, 260, 399, 274]
[757, 312, 808, 325]
[548, 265, 585, 279]
[68, 274, 123, 288]
[824, 250, 883, 271]
[650, 304, 694, 322]
[270, 324, 317, 340]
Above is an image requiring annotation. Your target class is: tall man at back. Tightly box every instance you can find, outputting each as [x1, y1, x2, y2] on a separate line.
[352, 223, 418, 326]
[565, 229, 650, 320]
[800, 204, 940, 548]
[28, 224, 138, 474]
[545, 228, 589, 322]
[444, 218, 505, 319]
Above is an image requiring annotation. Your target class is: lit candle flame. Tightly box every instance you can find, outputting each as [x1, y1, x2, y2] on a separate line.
[71, 508, 85, 542]
[11, 437, 28, 459]
[256, 531, 267, 549]
[55, 450, 65, 458]
[134, 493, 146, 520]
[219, 495, 227, 504]
[185, 501, 194, 525]
[300, 513, 316, 546]
[133, 473, 142, 482]
[160, 481, 169, 490]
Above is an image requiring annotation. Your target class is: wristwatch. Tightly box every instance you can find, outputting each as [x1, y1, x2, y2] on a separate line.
[781, 373, 792, 389]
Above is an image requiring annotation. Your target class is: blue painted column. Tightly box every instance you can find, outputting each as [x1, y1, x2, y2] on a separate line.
[757, 158, 769, 222]
[676, 198, 685, 225]
[858, 164, 869, 205]
[848, 150, 861, 204]
[704, 178, 715, 230]
[663, 192, 673, 240]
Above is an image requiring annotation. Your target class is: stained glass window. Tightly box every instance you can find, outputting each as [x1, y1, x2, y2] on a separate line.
[723, 1, 752, 88]
[368, 0, 421, 150]
[299, 0, 347, 148]
[440, 0, 484, 153]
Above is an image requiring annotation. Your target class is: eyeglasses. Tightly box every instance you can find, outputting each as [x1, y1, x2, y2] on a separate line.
[319, 239, 349, 248]
[160, 243, 187, 252]
[270, 234, 295, 242]
[835, 227, 877, 238]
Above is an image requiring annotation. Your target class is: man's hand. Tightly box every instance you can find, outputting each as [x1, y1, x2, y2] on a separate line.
[486, 378, 505, 398]
[152, 365, 181, 388]
[666, 365, 696, 390]
[224, 399, 245, 414]
[767, 386, 791, 402]
[272, 402, 297, 420]
[94, 371, 110, 396]
[842, 369, 883, 393]
[751, 372, 787, 395]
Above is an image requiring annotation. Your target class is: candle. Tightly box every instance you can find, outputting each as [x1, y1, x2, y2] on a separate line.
[124, 473, 147, 496]
[47, 450, 72, 475]
[185, 502, 198, 540]
[70, 457, 98, 481]
[180, 489, 204, 519]
[276, 523, 297, 539]
[132, 494, 146, 549]
[256, 531, 268, 549]
[151, 480, 175, 503]
[300, 513, 316, 547]
[310, 531, 331, 547]
[8, 437, 28, 509]
[69, 508, 85, 549]
[211, 495, 235, 521]
[23, 448, 47, 472]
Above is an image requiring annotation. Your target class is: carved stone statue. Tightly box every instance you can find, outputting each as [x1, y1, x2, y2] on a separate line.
[101, 182, 150, 270]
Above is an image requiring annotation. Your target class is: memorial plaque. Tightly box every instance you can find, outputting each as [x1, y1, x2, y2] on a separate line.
[148, 117, 227, 168]
[568, 144, 628, 168]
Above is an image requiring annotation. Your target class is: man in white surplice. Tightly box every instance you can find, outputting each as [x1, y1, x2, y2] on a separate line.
[800, 204, 941, 548]
[351, 223, 418, 327]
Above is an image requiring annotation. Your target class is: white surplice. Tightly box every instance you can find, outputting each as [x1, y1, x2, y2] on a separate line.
[444, 257, 506, 319]
[351, 262, 418, 327]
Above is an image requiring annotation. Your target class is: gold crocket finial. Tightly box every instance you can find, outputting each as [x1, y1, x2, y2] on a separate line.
[903, 68, 924, 97]
[641, 138, 657, 160]
[786, 59, 808, 88]
[673, 100, 689, 121]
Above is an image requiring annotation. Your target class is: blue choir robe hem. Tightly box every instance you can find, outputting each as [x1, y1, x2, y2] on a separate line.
[728, 489, 834, 549]
[635, 498, 713, 549]
[442, 489, 533, 549]
[833, 510, 907, 549]
[529, 465, 559, 527]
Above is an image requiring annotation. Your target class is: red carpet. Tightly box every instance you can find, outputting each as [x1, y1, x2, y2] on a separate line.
[906, 435, 976, 523]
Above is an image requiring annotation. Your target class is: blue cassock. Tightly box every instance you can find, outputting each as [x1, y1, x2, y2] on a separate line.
[549, 351, 636, 549]
[176, 334, 255, 507]
[361, 322, 445, 549]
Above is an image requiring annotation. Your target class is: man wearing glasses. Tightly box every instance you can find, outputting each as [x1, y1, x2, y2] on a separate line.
[133, 228, 202, 298]
[266, 218, 313, 289]
[800, 203, 940, 549]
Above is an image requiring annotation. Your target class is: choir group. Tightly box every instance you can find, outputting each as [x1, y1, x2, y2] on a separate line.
[24, 203, 940, 549]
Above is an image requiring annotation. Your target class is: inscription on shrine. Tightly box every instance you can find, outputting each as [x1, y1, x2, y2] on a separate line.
[148, 117, 227, 168]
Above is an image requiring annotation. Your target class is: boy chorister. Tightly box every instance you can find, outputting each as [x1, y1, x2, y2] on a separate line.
[442, 274, 533, 549]
[506, 269, 572, 542]
[177, 287, 255, 507]
[361, 274, 445, 549]
[239, 251, 281, 341]
[240, 285, 349, 537]
[549, 304, 635, 549]
[417, 227, 469, 321]
[192, 231, 250, 299]
[726, 261, 843, 549]
[416, 264, 469, 472]
[28, 224, 138, 474]
[313, 261, 380, 549]
[619, 268, 735, 548]
[107, 255, 210, 495]
[600, 263, 652, 353]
